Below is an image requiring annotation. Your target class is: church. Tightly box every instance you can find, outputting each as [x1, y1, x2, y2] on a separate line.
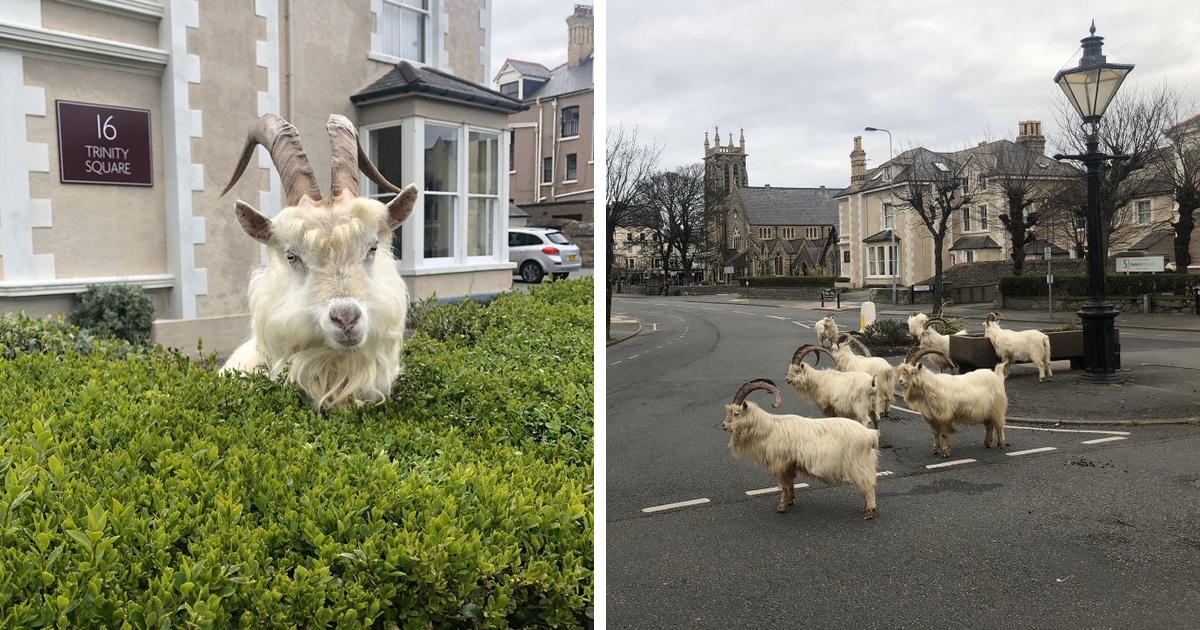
[704, 128, 842, 282]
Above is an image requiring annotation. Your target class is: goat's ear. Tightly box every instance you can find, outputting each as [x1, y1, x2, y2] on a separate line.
[386, 184, 419, 228]
[235, 200, 273, 244]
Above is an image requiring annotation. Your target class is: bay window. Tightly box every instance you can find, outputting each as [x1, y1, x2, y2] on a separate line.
[867, 244, 897, 277]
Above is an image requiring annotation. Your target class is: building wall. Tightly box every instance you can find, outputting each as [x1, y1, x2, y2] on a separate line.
[0, 0, 501, 358]
[507, 88, 594, 223]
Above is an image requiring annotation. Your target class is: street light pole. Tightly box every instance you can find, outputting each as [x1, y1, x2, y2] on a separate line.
[865, 126, 896, 304]
[1052, 21, 1133, 384]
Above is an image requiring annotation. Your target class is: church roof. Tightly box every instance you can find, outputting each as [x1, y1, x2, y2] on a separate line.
[735, 186, 839, 226]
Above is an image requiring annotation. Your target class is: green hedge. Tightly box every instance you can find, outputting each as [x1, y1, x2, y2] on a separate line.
[742, 276, 837, 288]
[1000, 273, 1197, 298]
[0, 279, 593, 628]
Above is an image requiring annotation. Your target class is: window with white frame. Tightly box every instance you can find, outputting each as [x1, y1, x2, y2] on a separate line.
[561, 106, 580, 138]
[976, 173, 986, 191]
[867, 244, 897, 277]
[961, 206, 972, 232]
[966, 250, 976, 263]
[423, 123, 458, 259]
[467, 130, 499, 257]
[367, 124, 405, 259]
[542, 157, 553, 184]
[1135, 199, 1152, 225]
[978, 205, 988, 230]
[884, 202, 895, 230]
[378, 0, 431, 63]
[508, 129, 515, 173]
[564, 153, 577, 182]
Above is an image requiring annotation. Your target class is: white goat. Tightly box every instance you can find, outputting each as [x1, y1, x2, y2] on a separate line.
[219, 114, 418, 409]
[828, 333, 897, 422]
[914, 317, 962, 373]
[896, 348, 1009, 458]
[983, 312, 1052, 382]
[815, 314, 839, 348]
[722, 379, 879, 519]
[785, 344, 879, 428]
[907, 312, 929, 341]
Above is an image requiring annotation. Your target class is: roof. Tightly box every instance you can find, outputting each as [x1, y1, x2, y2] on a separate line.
[863, 229, 900, 244]
[508, 202, 529, 219]
[949, 235, 1002, 250]
[502, 59, 551, 81]
[351, 61, 527, 112]
[1026, 239, 1069, 256]
[734, 186, 839, 226]
[1129, 230, 1173, 251]
[523, 57, 593, 102]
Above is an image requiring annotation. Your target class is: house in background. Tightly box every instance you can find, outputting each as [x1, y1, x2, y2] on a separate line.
[495, 4, 594, 225]
[703, 128, 841, 282]
[836, 121, 1080, 291]
[0, 0, 519, 357]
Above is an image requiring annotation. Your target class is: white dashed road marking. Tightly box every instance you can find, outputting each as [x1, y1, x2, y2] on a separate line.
[642, 498, 711, 514]
[767, 315, 788, 320]
[1006, 447, 1058, 457]
[926, 459, 977, 469]
[1081, 436, 1127, 445]
[1007, 425, 1130, 436]
[746, 483, 809, 496]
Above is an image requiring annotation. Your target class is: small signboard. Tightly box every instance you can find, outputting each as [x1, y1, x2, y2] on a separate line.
[57, 100, 153, 186]
[911, 284, 933, 292]
[819, 288, 837, 299]
[1116, 256, 1165, 273]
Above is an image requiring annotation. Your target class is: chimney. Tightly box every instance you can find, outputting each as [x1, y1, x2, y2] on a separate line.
[1016, 120, 1046, 155]
[567, 5, 594, 67]
[850, 136, 867, 188]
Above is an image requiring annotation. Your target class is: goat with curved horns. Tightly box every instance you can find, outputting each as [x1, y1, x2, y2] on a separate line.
[219, 114, 418, 409]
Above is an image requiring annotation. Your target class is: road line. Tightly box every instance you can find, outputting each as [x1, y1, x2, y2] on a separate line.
[1006, 446, 1058, 457]
[1081, 436, 1127, 445]
[642, 498, 711, 513]
[877, 470, 894, 477]
[1007, 425, 1130, 436]
[732, 310, 753, 315]
[767, 315, 788, 320]
[746, 483, 810, 496]
[793, 321, 812, 328]
[926, 459, 976, 469]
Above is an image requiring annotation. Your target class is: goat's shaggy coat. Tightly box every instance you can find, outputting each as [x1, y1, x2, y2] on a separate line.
[897, 356, 1008, 458]
[983, 314, 1053, 382]
[723, 396, 879, 519]
[828, 336, 897, 421]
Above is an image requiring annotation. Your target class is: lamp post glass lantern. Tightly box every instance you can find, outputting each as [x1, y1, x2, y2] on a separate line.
[1051, 21, 1132, 383]
[864, 126, 897, 304]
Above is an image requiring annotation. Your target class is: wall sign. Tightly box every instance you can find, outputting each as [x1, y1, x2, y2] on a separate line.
[57, 100, 153, 186]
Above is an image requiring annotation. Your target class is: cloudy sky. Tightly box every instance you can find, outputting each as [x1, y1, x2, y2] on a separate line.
[607, 1, 1200, 189]
[489, 0, 585, 86]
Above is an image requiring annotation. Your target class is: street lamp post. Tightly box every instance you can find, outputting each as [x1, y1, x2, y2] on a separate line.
[865, 126, 897, 304]
[1052, 21, 1133, 384]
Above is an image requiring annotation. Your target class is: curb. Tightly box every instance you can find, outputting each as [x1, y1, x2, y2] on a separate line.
[606, 320, 642, 346]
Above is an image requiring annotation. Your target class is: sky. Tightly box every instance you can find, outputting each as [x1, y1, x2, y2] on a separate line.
[607, 1, 1200, 189]
[489, 0, 585, 87]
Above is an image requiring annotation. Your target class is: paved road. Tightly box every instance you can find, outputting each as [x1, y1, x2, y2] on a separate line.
[606, 296, 1200, 629]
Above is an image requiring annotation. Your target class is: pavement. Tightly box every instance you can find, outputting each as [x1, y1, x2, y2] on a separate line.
[607, 292, 1200, 425]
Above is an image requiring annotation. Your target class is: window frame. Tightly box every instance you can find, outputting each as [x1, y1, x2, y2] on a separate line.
[542, 157, 553, 185]
[560, 105, 580, 138]
[564, 153, 577, 182]
[1135, 199, 1152, 225]
[866, 244, 897, 278]
[373, 0, 433, 64]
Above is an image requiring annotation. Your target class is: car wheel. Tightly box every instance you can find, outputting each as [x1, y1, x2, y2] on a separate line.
[520, 261, 545, 283]
[552, 273, 569, 281]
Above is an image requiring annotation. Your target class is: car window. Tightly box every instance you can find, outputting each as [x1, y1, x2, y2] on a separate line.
[508, 232, 522, 247]
[545, 232, 570, 245]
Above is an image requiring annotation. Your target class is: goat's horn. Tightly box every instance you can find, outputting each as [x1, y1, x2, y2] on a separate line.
[924, 317, 949, 331]
[847, 333, 872, 356]
[907, 347, 956, 369]
[732, 379, 782, 408]
[986, 312, 998, 322]
[327, 115, 361, 201]
[792, 344, 831, 367]
[351, 140, 418, 225]
[221, 114, 322, 206]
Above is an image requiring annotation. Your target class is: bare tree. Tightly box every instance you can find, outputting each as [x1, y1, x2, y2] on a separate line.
[1150, 103, 1200, 273]
[990, 143, 1077, 275]
[1038, 178, 1089, 258]
[606, 125, 661, 339]
[894, 148, 977, 313]
[636, 163, 708, 284]
[1050, 83, 1179, 257]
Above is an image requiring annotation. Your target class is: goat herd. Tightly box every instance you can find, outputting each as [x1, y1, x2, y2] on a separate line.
[722, 311, 1055, 520]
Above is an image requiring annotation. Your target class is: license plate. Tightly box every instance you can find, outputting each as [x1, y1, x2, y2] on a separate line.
[567, 255, 577, 261]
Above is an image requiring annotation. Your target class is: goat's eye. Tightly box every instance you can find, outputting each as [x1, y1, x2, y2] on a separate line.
[285, 252, 301, 266]
[366, 244, 378, 262]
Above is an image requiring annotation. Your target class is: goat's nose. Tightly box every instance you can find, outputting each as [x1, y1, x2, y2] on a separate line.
[329, 303, 362, 331]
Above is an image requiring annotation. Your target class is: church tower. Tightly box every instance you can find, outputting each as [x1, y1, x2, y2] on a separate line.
[704, 127, 749, 261]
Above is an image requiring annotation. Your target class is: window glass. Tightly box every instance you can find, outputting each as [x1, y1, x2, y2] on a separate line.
[369, 125, 404, 259]
[423, 194, 454, 258]
[380, 0, 428, 62]
[424, 123, 459, 259]
[467, 131, 499, 256]
[542, 157, 553, 183]
[561, 106, 580, 137]
[546, 232, 570, 245]
[565, 153, 577, 181]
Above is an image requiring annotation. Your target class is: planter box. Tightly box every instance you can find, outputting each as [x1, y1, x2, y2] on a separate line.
[948, 329, 1120, 372]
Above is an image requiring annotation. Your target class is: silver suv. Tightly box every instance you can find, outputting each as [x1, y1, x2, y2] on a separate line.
[508, 227, 582, 283]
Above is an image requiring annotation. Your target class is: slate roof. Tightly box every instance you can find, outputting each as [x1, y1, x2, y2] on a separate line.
[735, 186, 839, 226]
[523, 57, 593, 102]
[1129, 230, 1173, 251]
[863, 229, 900, 244]
[503, 59, 551, 81]
[1026, 239, 1069, 256]
[949, 235, 1002, 250]
[351, 61, 527, 112]
[508, 202, 529, 219]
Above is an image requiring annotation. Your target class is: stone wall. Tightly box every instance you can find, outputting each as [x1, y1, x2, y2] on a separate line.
[1001, 294, 1198, 315]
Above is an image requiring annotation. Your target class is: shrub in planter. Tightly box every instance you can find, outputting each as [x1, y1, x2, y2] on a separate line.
[68, 284, 155, 345]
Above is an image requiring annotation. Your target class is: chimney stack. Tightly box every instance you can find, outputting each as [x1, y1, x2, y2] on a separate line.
[1016, 120, 1046, 155]
[567, 5, 594, 67]
[850, 136, 867, 188]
